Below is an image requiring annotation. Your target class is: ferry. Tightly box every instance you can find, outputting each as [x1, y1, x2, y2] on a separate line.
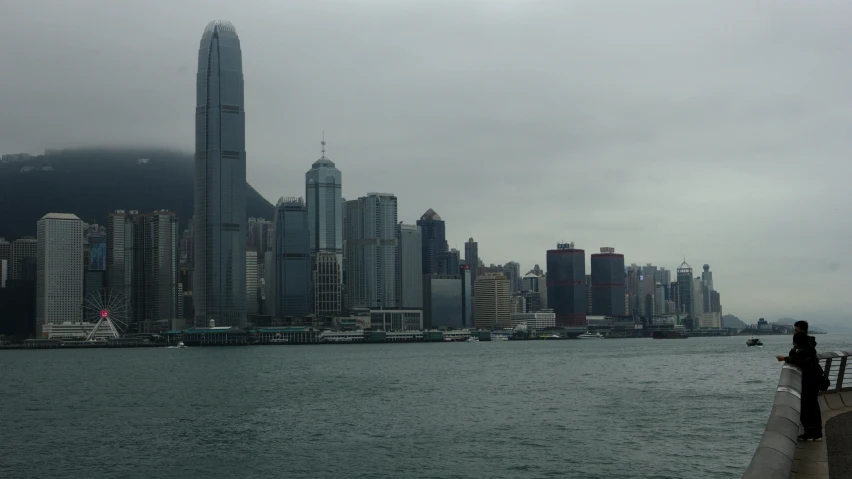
[652, 330, 689, 339]
[466, 337, 480, 343]
[746, 337, 763, 347]
[577, 331, 605, 339]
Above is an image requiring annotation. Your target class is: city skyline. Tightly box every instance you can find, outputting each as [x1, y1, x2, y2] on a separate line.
[1, 1, 851, 325]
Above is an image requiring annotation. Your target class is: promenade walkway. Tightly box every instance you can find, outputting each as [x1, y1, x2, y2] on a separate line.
[742, 350, 851, 479]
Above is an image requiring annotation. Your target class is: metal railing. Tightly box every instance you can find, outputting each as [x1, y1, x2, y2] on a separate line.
[741, 350, 850, 479]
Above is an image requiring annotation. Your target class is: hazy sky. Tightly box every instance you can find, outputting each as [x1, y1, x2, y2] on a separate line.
[1, 0, 851, 325]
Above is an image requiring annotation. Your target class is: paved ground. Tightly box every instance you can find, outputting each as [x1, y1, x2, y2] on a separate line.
[792, 391, 852, 479]
[826, 410, 852, 479]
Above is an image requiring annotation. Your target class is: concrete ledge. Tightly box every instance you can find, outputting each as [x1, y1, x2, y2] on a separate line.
[743, 349, 852, 479]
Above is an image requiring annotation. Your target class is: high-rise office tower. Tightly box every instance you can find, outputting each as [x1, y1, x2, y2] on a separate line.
[314, 251, 342, 319]
[423, 274, 463, 329]
[474, 273, 511, 329]
[194, 20, 247, 327]
[107, 210, 178, 330]
[503, 261, 521, 292]
[246, 247, 258, 316]
[701, 264, 713, 292]
[417, 209, 447, 275]
[590, 247, 626, 316]
[344, 193, 398, 309]
[36, 213, 83, 335]
[272, 197, 312, 318]
[0, 238, 11, 276]
[133, 211, 178, 330]
[546, 243, 586, 327]
[306, 139, 343, 317]
[676, 260, 693, 320]
[460, 264, 473, 327]
[438, 249, 461, 277]
[396, 223, 422, 309]
[106, 210, 134, 308]
[11, 237, 37, 280]
[464, 237, 479, 285]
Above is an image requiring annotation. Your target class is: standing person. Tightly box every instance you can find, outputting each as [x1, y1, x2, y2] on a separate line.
[780, 332, 823, 441]
[776, 320, 817, 362]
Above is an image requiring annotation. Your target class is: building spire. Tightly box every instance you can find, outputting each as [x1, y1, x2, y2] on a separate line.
[321, 131, 326, 156]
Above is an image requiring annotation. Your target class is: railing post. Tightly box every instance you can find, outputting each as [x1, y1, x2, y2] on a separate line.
[837, 356, 847, 391]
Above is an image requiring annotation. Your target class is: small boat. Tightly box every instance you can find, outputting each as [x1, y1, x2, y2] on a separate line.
[466, 337, 479, 343]
[577, 331, 605, 339]
[166, 341, 187, 349]
[493, 336, 509, 341]
[746, 337, 763, 347]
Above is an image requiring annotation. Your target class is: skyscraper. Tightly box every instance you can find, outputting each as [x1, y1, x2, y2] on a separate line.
[474, 273, 511, 329]
[272, 197, 312, 318]
[590, 247, 626, 316]
[36, 213, 83, 335]
[194, 20, 247, 327]
[306, 139, 343, 315]
[417, 209, 447, 275]
[464, 237, 479, 285]
[546, 243, 586, 327]
[396, 223, 422, 309]
[344, 193, 398, 309]
[676, 260, 693, 321]
[11, 237, 37, 280]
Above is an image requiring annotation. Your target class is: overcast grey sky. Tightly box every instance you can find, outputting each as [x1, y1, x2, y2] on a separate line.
[1, 0, 850, 325]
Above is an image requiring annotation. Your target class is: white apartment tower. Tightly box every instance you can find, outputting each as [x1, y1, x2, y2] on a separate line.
[36, 213, 83, 334]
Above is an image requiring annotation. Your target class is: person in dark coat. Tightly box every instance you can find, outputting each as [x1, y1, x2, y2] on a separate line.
[781, 332, 823, 441]
[776, 320, 817, 361]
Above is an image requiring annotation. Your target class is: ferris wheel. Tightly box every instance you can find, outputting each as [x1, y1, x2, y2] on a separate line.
[83, 289, 130, 340]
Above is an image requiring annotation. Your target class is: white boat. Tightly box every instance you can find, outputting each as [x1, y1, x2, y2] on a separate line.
[466, 337, 479, 343]
[493, 336, 509, 341]
[166, 341, 187, 349]
[577, 331, 605, 339]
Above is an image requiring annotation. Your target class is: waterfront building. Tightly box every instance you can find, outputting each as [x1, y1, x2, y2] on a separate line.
[423, 274, 463, 329]
[193, 20, 247, 328]
[397, 223, 422, 309]
[546, 243, 586, 327]
[369, 309, 423, 331]
[474, 273, 511, 329]
[272, 197, 312, 318]
[36, 213, 83, 334]
[344, 193, 398, 309]
[417, 208, 447, 275]
[510, 310, 556, 331]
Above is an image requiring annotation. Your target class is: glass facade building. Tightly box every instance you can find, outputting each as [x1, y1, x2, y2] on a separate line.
[423, 274, 463, 329]
[193, 20, 247, 327]
[546, 246, 586, 327]
[272, 197, 312, 318]
[416, 209, 447, 275]
[590, 249, 626, 316]
[396, 223, 422, 309]
[344, 193, 398, 309]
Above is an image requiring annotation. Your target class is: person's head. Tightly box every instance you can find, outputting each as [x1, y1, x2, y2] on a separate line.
[794, 320, 809, 334]
[793, 332, 809, 348]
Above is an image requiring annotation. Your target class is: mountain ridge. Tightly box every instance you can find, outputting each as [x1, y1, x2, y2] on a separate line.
[0, 148, 274, 237]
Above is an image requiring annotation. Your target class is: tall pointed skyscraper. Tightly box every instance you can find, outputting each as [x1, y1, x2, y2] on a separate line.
[305, 138, 343, 316]
[193, 20, 247, 327]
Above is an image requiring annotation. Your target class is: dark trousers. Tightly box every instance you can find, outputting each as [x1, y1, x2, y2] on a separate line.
[801, 390, 823, 437]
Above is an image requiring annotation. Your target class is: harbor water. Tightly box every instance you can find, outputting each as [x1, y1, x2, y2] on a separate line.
[2, 334, 850, 479]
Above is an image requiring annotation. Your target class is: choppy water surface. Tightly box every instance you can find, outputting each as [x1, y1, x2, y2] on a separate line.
[2, 334, 850, 479]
